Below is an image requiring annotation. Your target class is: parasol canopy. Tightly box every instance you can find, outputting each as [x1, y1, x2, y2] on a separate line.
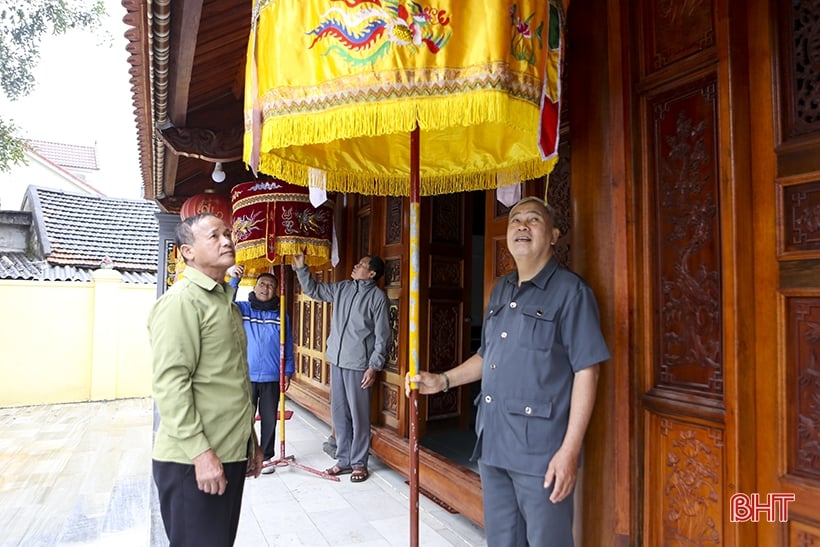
[244, 0, 566, 196]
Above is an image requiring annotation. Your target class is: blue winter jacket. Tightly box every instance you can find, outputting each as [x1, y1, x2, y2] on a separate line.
[229, 278, 295, 382]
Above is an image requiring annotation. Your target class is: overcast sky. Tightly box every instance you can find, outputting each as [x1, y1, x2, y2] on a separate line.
[0, 0, 143, 199]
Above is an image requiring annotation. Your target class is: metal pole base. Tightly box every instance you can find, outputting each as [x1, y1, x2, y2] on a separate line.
[264, 455, 340, 481]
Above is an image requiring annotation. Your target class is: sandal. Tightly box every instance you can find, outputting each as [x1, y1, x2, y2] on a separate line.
[325, 465, 352, 476]
[350, 467, 369, 483]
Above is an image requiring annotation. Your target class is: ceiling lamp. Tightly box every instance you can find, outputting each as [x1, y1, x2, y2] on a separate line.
[211, 162, 226, 183]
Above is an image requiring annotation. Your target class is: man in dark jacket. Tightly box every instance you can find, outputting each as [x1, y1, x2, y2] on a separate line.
[292, 253, 390, 483]
[228, 266, 295, 473]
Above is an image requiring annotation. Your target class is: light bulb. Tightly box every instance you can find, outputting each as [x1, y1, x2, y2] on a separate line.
[211, 162, 226, 183]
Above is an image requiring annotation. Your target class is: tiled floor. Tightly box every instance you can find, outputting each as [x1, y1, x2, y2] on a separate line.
[0, 398, 486, 546]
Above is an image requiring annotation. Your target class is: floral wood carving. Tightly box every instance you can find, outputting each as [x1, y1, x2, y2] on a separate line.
[653, 80, 723, 398]
[312, 357, 323, 382]
[381, 383, 398, 418]
[661, 420, 722, 545]
[791, 298, 820, 479]
[359, 215, 370, 258]
[387, 196, 402, 245]
[385, 258, 401, 287]
[548, 141, 572, 268]
[430, 258, 461, 288]
[387, 300, 400, 373]
[301, 301, 311, 347]
[313, 302, 324, 351]
[427, 302, 460, 419]
[494, 237, 515, 277]
[432, 194, 462, 244]
[646, 0, 714, 73]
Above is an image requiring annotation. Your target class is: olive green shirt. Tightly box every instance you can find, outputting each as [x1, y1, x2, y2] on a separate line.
[148, 266, 254, 464]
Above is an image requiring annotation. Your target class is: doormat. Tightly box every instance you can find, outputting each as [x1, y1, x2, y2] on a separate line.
[404, 481, 459, 514]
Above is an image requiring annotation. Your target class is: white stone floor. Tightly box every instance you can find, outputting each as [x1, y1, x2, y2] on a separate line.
[0, 398, 486, 546]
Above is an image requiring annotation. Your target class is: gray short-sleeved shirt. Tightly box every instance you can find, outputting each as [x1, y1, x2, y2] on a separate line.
[473, 257, 610, 476]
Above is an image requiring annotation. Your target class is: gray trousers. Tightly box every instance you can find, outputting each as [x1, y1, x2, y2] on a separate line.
[330, 365, 372, 468]
[479, 462, 574, 547]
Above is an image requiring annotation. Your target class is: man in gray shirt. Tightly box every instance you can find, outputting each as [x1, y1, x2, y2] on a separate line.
[408, 197, 609, 546]
[293, 253, 390, 483]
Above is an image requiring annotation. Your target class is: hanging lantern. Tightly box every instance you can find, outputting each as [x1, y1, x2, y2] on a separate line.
[231, 179, 333, 272]
[179, 190, 232, 221]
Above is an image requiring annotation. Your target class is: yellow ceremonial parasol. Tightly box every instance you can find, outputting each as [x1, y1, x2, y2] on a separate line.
[243, 1, 569, 541]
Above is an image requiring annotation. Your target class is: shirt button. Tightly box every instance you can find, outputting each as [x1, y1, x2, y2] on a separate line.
[484, 395, 493, 403]
[500, 332, 508, 338]
[524, 406, 532, 415]
[510, 302, 517, 308]
[490, 363, 496, 369]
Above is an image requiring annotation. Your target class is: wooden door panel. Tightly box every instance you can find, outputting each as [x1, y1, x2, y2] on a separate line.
[423, 194, 470, 430]
[377, 196, 406, 435]
[644, 413, 724, 546]
[644, 70, 723, 405]
[638, 92, 728, 544]
[633, 0, 735, 544]
[773, 1, 820, 542]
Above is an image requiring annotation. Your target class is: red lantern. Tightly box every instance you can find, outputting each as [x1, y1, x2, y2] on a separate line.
[179, 191, 232, 222]
[231, 179, 333, 271]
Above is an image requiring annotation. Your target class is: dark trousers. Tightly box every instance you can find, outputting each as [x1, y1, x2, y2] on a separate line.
[479, 461, 574, 547]
[252, 381, 280, 460]
[153, 459, 247, 547]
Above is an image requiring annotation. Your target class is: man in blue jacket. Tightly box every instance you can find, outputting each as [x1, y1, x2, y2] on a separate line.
[228, 266, 295, 473]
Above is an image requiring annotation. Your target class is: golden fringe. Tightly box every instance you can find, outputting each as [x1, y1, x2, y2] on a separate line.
[235, 242, 331, 270]
[256, 154, 559, 196]
[258, 92, 539, 150]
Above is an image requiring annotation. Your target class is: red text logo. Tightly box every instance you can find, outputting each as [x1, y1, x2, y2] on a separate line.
[729, 493, 795, 523]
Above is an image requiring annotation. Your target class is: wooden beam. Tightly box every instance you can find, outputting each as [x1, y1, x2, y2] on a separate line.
[168, 0, 203, 128]
[158, 126, 243, 162]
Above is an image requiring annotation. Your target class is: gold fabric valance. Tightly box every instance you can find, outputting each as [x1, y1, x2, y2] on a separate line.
[244, 0, 565, 195]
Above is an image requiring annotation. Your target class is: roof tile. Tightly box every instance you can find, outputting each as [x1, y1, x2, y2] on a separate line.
[31, 187, 161, 273]
[26, 140, 99, 170]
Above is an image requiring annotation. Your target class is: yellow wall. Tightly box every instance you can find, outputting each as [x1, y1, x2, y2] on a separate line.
[0, 270, 155, 406]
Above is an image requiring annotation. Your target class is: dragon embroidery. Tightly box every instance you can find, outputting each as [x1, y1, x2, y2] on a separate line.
[307, 0, 452, 64]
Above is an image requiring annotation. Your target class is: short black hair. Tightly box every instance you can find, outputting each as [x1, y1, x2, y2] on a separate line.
[256, 272, 278, 287]
[367, 255, 385, 281]
[175, 213, 219, 263]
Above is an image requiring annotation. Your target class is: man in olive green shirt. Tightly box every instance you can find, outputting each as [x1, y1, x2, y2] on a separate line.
[148, 213, 263, 546]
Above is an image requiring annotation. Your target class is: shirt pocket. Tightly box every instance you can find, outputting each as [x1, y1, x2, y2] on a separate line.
[504, 398, 554, 454]
[520, 305, 558, 350]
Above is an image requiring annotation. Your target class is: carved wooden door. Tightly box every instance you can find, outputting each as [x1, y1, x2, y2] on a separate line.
[759, 1, 820, 545]
[365, 194, 473, 438]
[626, 0, 820, 545]
[416, 193, 473, 435]
[630, 0, 748, 544]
